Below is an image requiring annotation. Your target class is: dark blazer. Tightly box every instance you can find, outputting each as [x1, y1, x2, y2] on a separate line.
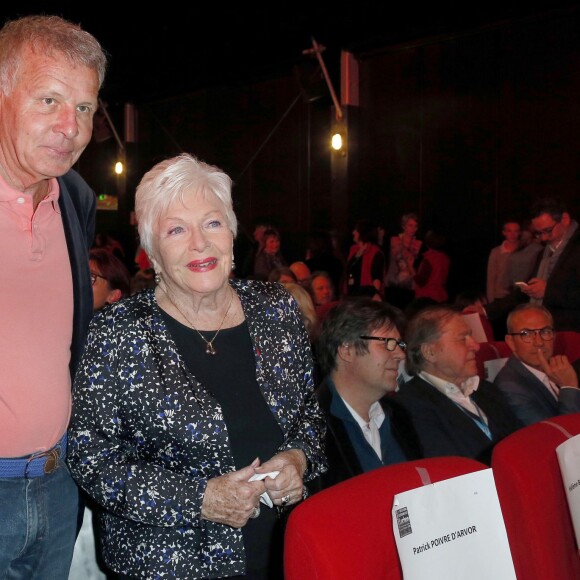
[68, 280, 327, 579]
[57, 169, 96, 376]
[308, 378, 422, 494]
[542, 225, 580, 331]
[494, 355, 580, 426]
[486, 225, 580, 334]
[394, 375, 523, 465]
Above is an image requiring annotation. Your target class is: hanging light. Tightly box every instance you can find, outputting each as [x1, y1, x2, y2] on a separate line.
[114, 161, 124, 175]
[331, 133, 343, 151]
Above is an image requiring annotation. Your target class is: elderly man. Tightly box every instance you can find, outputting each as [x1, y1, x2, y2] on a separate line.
[309, 298, 421, 494]
[0, 15, 107, 578]
[289, 260, 312, 289]
[395, 305, 522, 465]
[494, 304, 580, 426]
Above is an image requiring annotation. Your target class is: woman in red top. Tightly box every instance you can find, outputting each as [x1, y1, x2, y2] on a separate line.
[413, 230, 450, 303]
[344, 219, 385, 298]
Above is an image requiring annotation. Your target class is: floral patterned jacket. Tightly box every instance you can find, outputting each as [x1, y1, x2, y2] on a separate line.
[68, 279, 327, 579]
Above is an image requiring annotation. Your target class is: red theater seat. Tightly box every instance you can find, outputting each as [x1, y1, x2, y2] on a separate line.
[555, 331, 580, 363]
[284, 456, 488, 580]
[492, 413, 580, 580]
[475, 341, 511, 381]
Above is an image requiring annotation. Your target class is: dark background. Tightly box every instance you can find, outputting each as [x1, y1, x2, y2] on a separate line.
[3, 3, 580, 297]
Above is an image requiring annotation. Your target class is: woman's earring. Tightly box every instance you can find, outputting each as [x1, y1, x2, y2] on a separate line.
[154, 272, 161, 285]
[231, 257, 236, 271]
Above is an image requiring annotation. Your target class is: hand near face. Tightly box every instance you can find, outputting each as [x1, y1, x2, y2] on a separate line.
[254, 449, 306, 507]
[522, 278, 546, 299]
[537, 349, 579, 388]
[201, 459, 265, 527]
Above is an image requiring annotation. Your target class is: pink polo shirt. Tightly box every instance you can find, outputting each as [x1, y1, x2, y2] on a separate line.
[0, 175, 73, 457]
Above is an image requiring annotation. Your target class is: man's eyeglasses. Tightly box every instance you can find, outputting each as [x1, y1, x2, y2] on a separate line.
[90, 272, 108, 285]
[359, 336, 407, 352]
[533, 221, 560, 238]
[507, 327, 555, 343]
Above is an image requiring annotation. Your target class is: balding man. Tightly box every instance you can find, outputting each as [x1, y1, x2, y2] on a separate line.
[289, 261, 312, 289]
[395, 305, 522, 464]
[494, 303, 580, 426]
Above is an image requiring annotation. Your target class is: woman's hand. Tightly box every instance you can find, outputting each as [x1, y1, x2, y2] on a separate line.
[201, 459, 266, 528]
[255, 449, 306, 508]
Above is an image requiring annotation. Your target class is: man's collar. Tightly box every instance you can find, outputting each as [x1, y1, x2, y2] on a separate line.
[420, 371, 480, 397]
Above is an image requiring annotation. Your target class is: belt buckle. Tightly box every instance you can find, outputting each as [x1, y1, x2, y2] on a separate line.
[43, 448, 59, 474]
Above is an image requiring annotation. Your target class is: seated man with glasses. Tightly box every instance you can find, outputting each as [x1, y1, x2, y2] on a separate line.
[394, 305, 522, 465]
[308, 298, 421, 494]
[494, 303, 580, 426]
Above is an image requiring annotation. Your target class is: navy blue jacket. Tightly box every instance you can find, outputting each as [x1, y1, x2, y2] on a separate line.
[494, 355, 580, 426]
[57, 169, 96, 377]
[309, 377, 422, 494]
[394, 375, 523, 465]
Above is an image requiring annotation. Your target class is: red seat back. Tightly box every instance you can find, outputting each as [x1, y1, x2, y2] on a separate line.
[492, 413, 580, 580]
[474, 341, 511, 380]
[555, 331, 580, 363]
[284, 456, 487, 580]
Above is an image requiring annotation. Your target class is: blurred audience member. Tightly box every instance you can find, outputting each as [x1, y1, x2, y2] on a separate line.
[134, 243, 152, 271]
[268, 266, 297, 284]
[486, 220, 520, 303]
[132, 243, 156, 294]
[304, 230, 344, 293]
[282, 282, 320, 343]
[289, 261, 312, 289]
[502, 222, 543, 290]
[413, 230, 450, 303]
[485, 196, 580, 333]
[131, 270, 156, 294]
[254, 227, 288, 281]
[94, 230, 125, 262]
[385, 213, 422, 310]
[349, 285, 383, 301]
[344, 218, 385, 298]
[89, 248, 131, 310]
[239, 218, 277, 279]
[311, 271, 335, 307]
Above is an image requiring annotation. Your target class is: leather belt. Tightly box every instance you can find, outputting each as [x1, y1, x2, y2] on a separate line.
[0, 434, 67, 479]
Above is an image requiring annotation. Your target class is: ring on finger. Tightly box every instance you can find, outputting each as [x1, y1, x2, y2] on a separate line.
[281, 494, 291, 507]
[250, 505, 260, 519]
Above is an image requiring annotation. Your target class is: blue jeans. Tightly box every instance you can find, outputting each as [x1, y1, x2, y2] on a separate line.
[0, 458, 80, 579]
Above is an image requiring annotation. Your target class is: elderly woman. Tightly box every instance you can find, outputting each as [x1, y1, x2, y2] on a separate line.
[68, 153, 327, 579]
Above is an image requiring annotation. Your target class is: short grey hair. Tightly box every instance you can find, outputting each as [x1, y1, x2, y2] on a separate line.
[506, 303, 554, 333]
[0, 15, 107, 94]
[405, 305, 459, 375]
[135, 153, 238, 258]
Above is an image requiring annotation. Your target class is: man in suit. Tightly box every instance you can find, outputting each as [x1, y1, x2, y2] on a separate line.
[521, 197, 580, 331]
[394, 305, 522, 465]
[309, 298, 421, 494]
[494, 303, 580, 426]
[483, 197, 580, 334]
[0, 15, 107, 577]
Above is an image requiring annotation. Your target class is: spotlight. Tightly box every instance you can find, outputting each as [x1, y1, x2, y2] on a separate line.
[331, 133, 343, 151]
[114, 161, 124, 175]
